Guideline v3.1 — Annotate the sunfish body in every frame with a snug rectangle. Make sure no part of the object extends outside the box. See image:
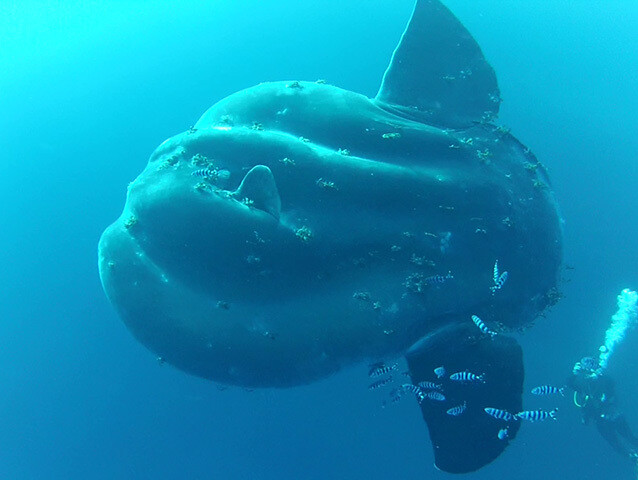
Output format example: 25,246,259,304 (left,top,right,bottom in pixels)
98,0,562,473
